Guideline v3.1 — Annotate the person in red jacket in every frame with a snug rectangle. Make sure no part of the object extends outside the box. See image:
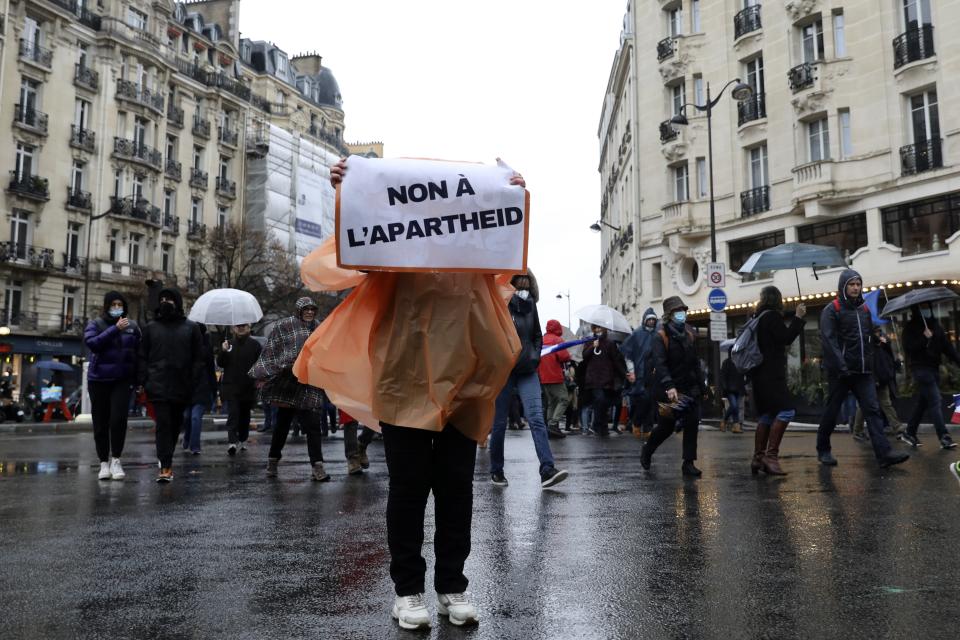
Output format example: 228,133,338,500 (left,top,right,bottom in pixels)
538,319,571,438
